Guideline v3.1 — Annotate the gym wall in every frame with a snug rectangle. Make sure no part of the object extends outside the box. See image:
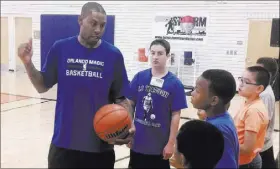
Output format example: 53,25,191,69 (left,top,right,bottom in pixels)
1,1,279,87
1,17,9,67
